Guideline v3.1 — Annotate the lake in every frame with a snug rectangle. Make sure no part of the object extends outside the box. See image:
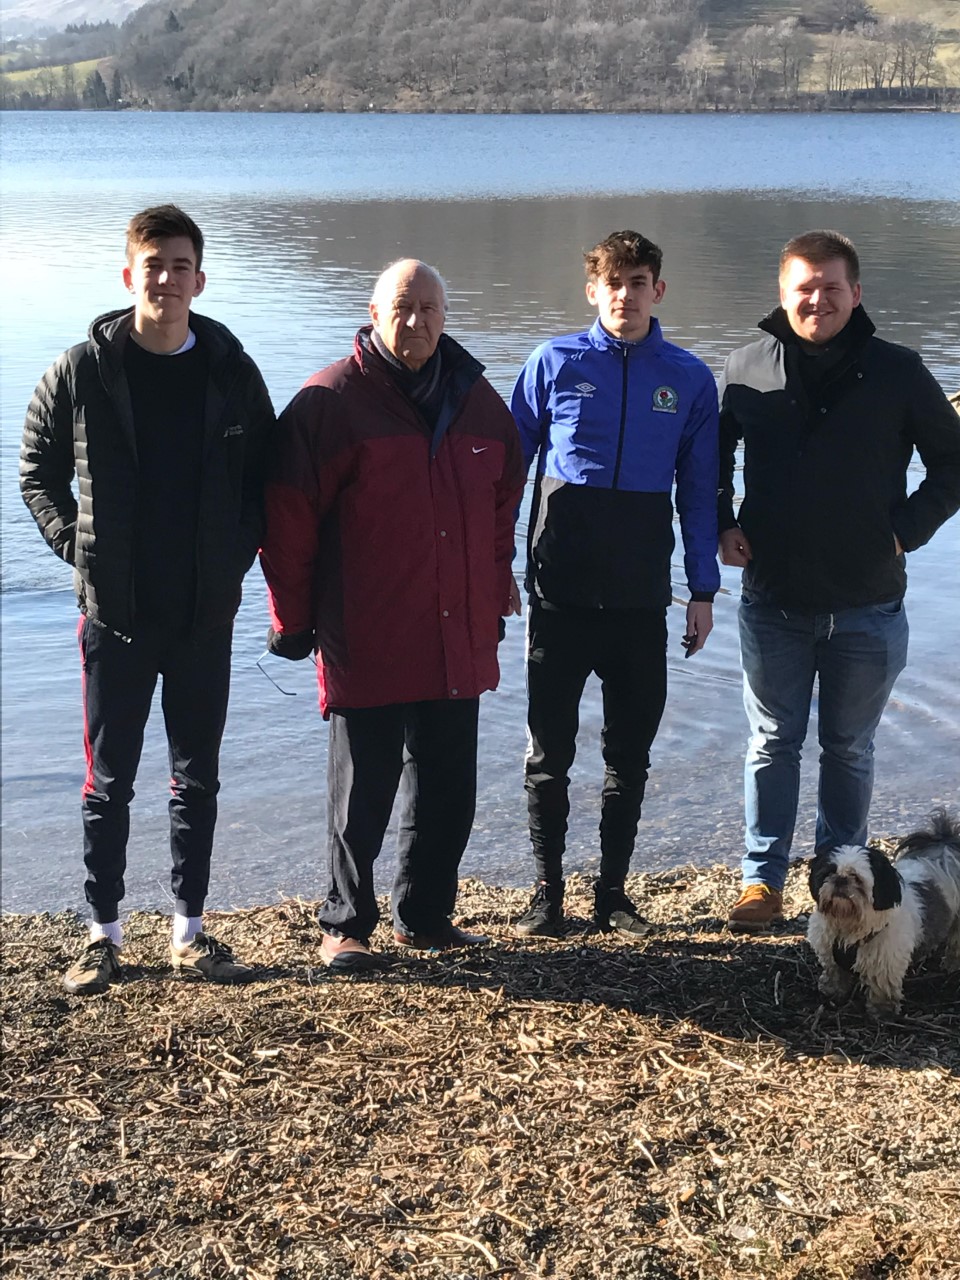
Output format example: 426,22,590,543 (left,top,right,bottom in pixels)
2,111,958,914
